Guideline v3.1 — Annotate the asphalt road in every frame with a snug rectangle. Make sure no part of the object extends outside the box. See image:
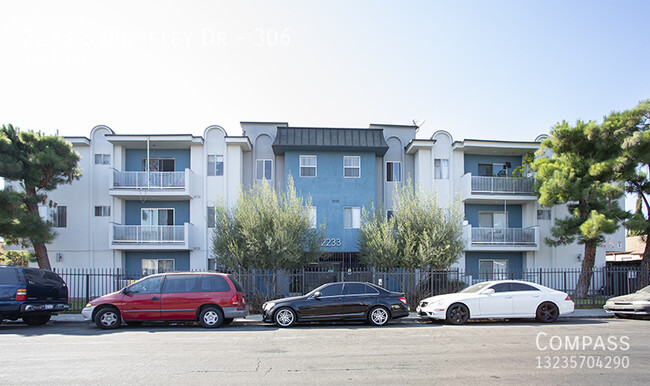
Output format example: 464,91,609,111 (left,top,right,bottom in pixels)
1,318,648,385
